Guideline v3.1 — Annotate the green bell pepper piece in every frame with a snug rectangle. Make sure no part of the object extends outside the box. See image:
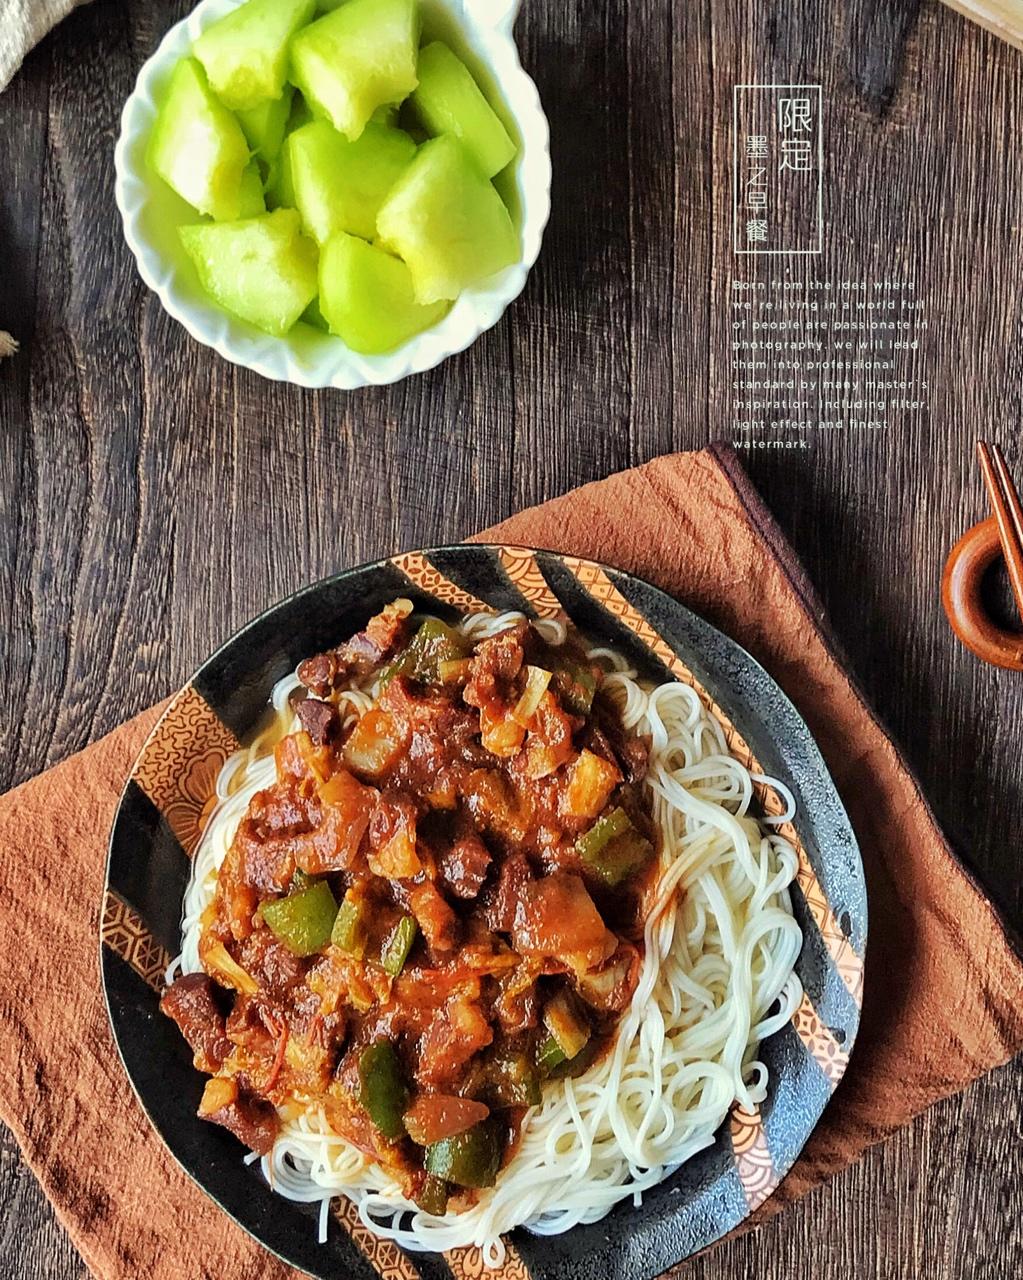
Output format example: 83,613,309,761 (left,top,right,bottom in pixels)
358,1039,409,1140
536,1008,601,1079
424,1119,502,1188
380,618,468,688
415,1173,449,1215
554,660,596,715
576,807,653,886
381,914,418,976
488,1048,542,1108
536,1033,567,1073
261,881,338,957
331,891,369,957
543,990,590,1059
576,807,631,860
546,1036,600,1080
